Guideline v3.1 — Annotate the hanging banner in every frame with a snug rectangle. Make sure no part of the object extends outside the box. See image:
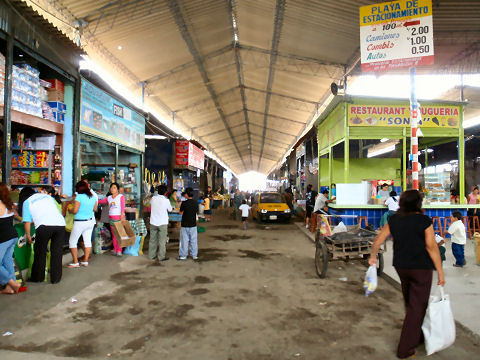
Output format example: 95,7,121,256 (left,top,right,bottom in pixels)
360,0,434,72
175,140,204,170
348,104,460,128
80,79,145,152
